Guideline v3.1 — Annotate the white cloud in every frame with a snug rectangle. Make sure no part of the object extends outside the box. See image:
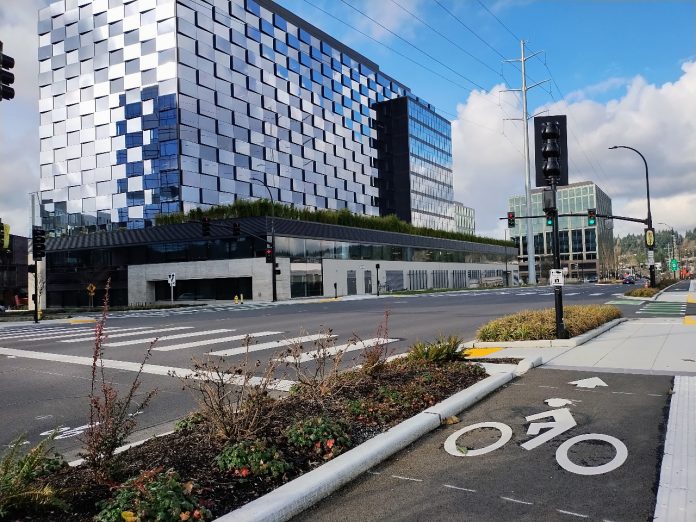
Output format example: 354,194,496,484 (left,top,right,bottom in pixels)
452,61,696,239
565,77,630,103
0,1,46,237
351,0,425,41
